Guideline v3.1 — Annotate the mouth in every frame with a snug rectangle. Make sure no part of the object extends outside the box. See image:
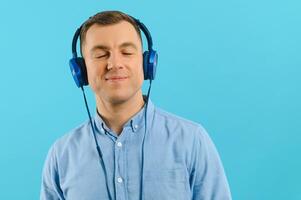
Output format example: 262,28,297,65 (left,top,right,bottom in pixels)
105,76,128,82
